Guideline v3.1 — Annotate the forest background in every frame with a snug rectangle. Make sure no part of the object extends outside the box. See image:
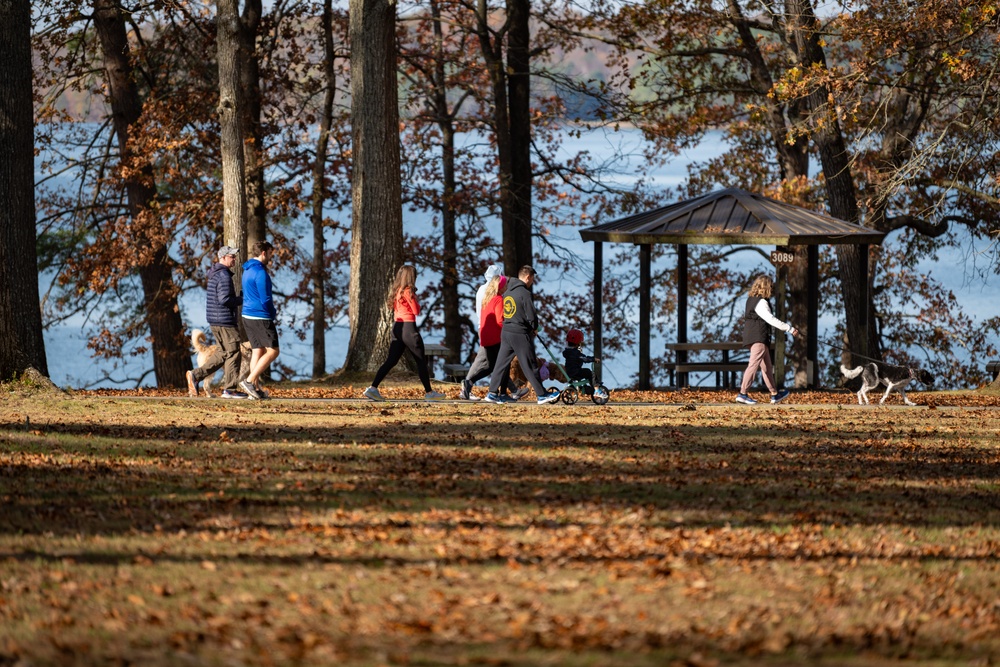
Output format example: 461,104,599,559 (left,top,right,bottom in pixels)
22,0,1000,390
